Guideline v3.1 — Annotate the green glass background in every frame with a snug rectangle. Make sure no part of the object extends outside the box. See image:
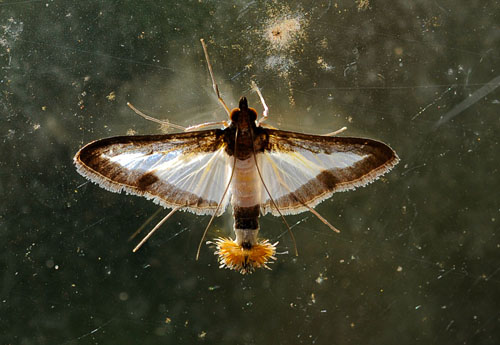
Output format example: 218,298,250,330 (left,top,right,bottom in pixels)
1,0,499,344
